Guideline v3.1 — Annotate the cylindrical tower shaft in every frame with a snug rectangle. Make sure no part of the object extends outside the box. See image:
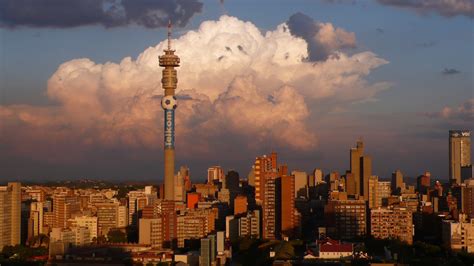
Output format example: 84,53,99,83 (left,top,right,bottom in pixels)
159,23,180,201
